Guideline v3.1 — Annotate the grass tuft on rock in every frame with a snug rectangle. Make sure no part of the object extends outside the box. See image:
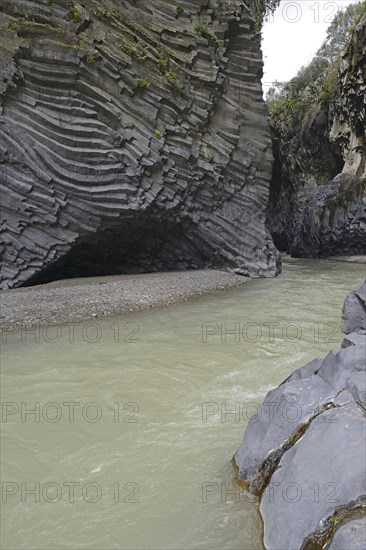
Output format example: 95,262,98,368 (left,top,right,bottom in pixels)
136,77,151,89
